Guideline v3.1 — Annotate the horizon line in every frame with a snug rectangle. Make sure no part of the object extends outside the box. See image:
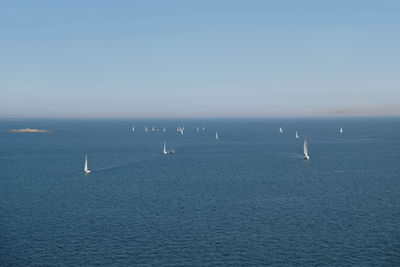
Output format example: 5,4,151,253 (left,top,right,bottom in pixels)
1,114,400,120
